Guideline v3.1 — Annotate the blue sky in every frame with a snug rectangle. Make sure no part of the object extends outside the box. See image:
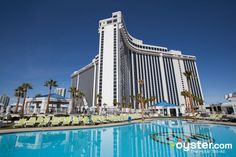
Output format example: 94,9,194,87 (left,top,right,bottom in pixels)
0,0,235,104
